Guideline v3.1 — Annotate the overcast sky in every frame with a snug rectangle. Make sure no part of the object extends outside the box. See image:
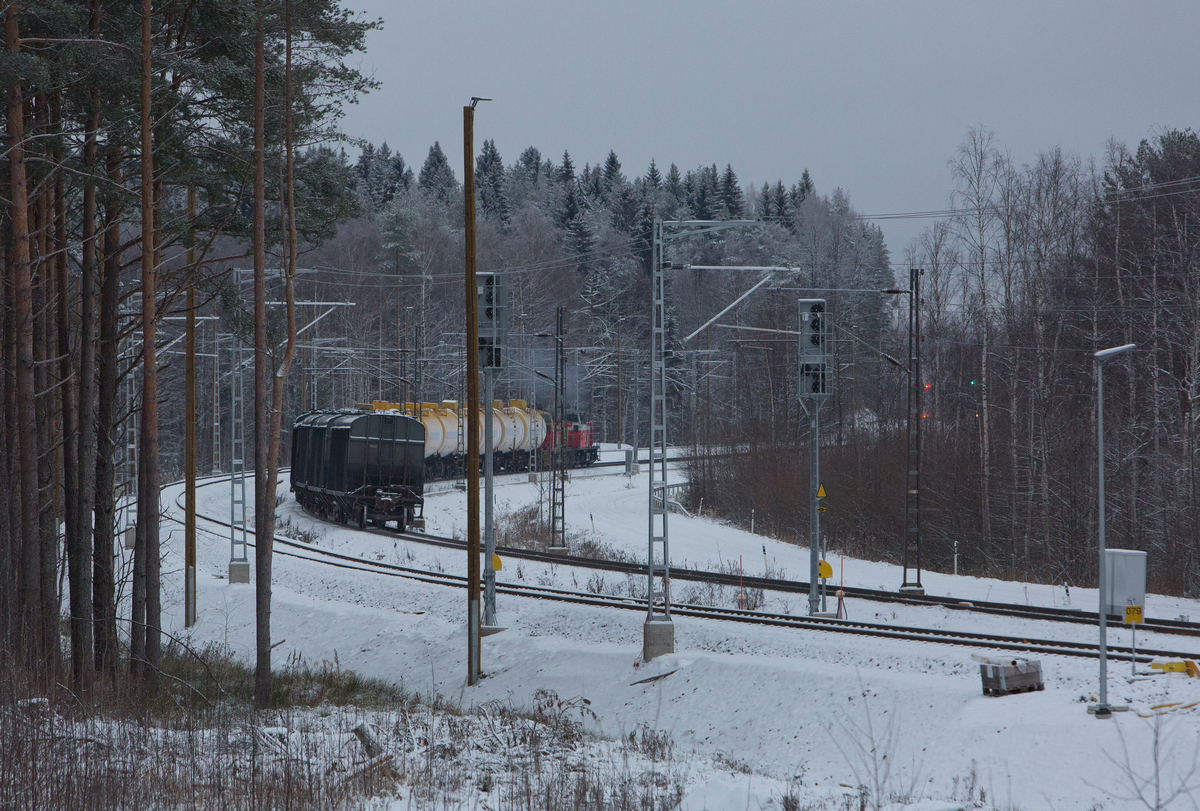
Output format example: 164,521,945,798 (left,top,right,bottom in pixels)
337,1,1199,258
